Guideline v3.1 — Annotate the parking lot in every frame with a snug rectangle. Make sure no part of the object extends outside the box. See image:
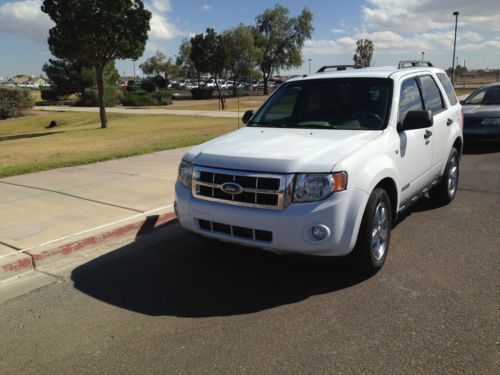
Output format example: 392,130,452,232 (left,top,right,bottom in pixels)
0,140,498,374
